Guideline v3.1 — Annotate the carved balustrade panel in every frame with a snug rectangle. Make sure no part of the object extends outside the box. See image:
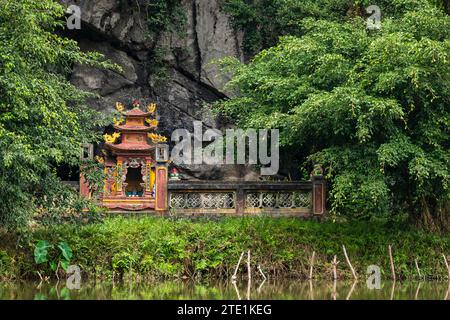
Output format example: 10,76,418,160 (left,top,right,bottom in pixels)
170,192,236,209
245,191,312,209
